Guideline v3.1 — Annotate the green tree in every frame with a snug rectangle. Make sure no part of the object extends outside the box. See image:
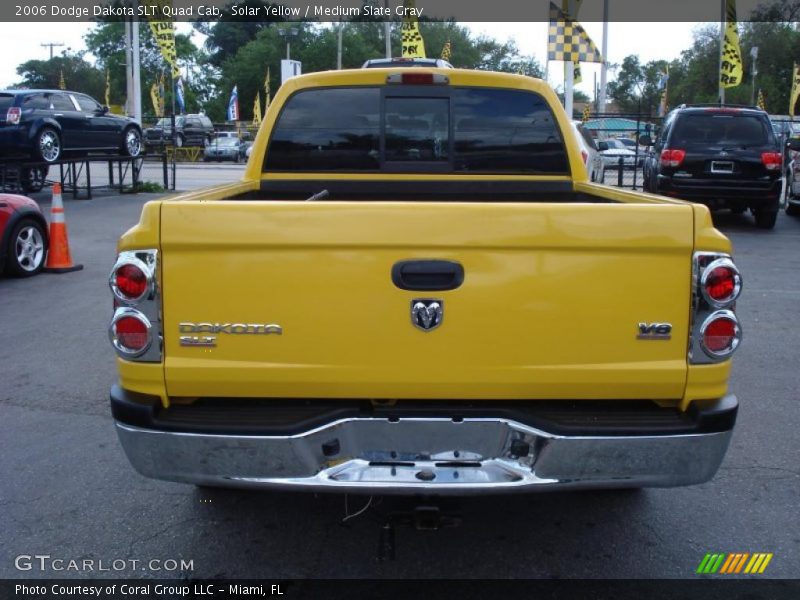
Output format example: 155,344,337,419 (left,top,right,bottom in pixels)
84,22,201,115
606,55,668,115
15,52,104,99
